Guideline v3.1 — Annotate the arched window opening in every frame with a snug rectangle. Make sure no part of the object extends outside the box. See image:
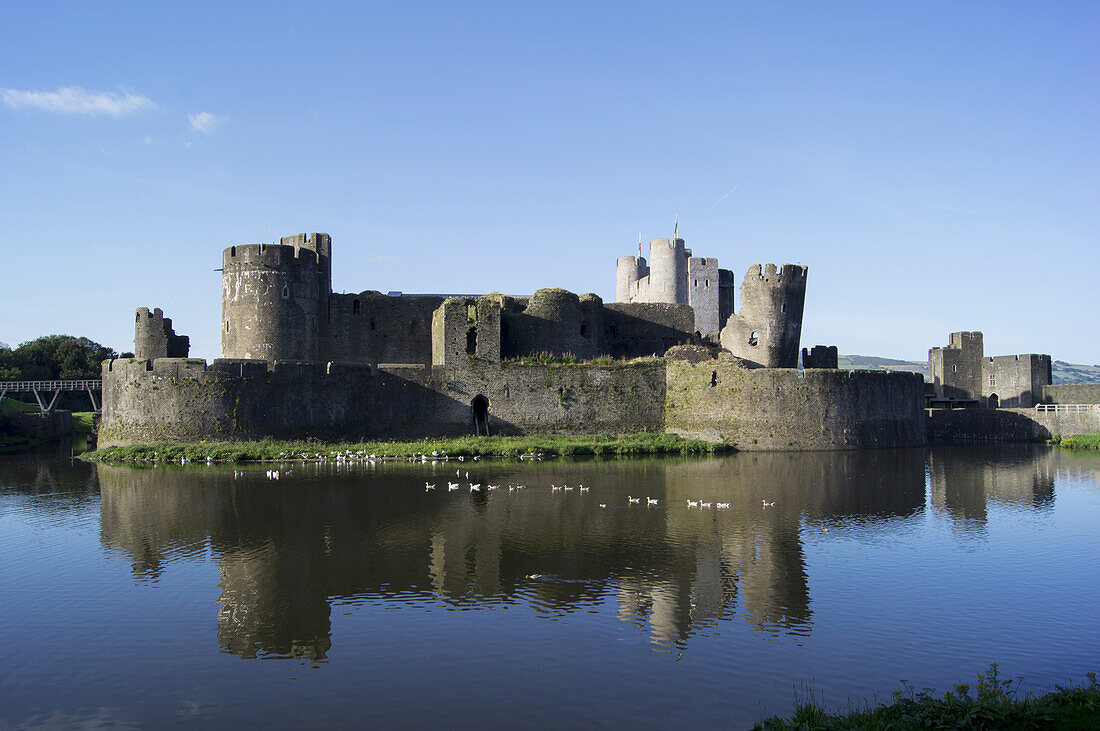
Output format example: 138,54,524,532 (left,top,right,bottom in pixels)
580,321,590,338
466,327,477,355
409,318,420,336
988,393,999,409
352,299,361,316
281,283,290,299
